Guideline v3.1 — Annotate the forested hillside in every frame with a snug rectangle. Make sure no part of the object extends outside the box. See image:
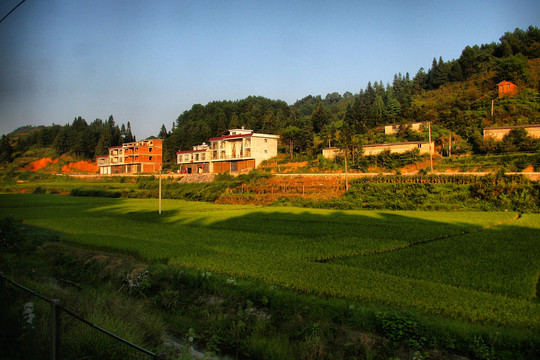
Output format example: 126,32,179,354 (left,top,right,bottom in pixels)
160,26,539,162
1,26,539,165
0,116,135,164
